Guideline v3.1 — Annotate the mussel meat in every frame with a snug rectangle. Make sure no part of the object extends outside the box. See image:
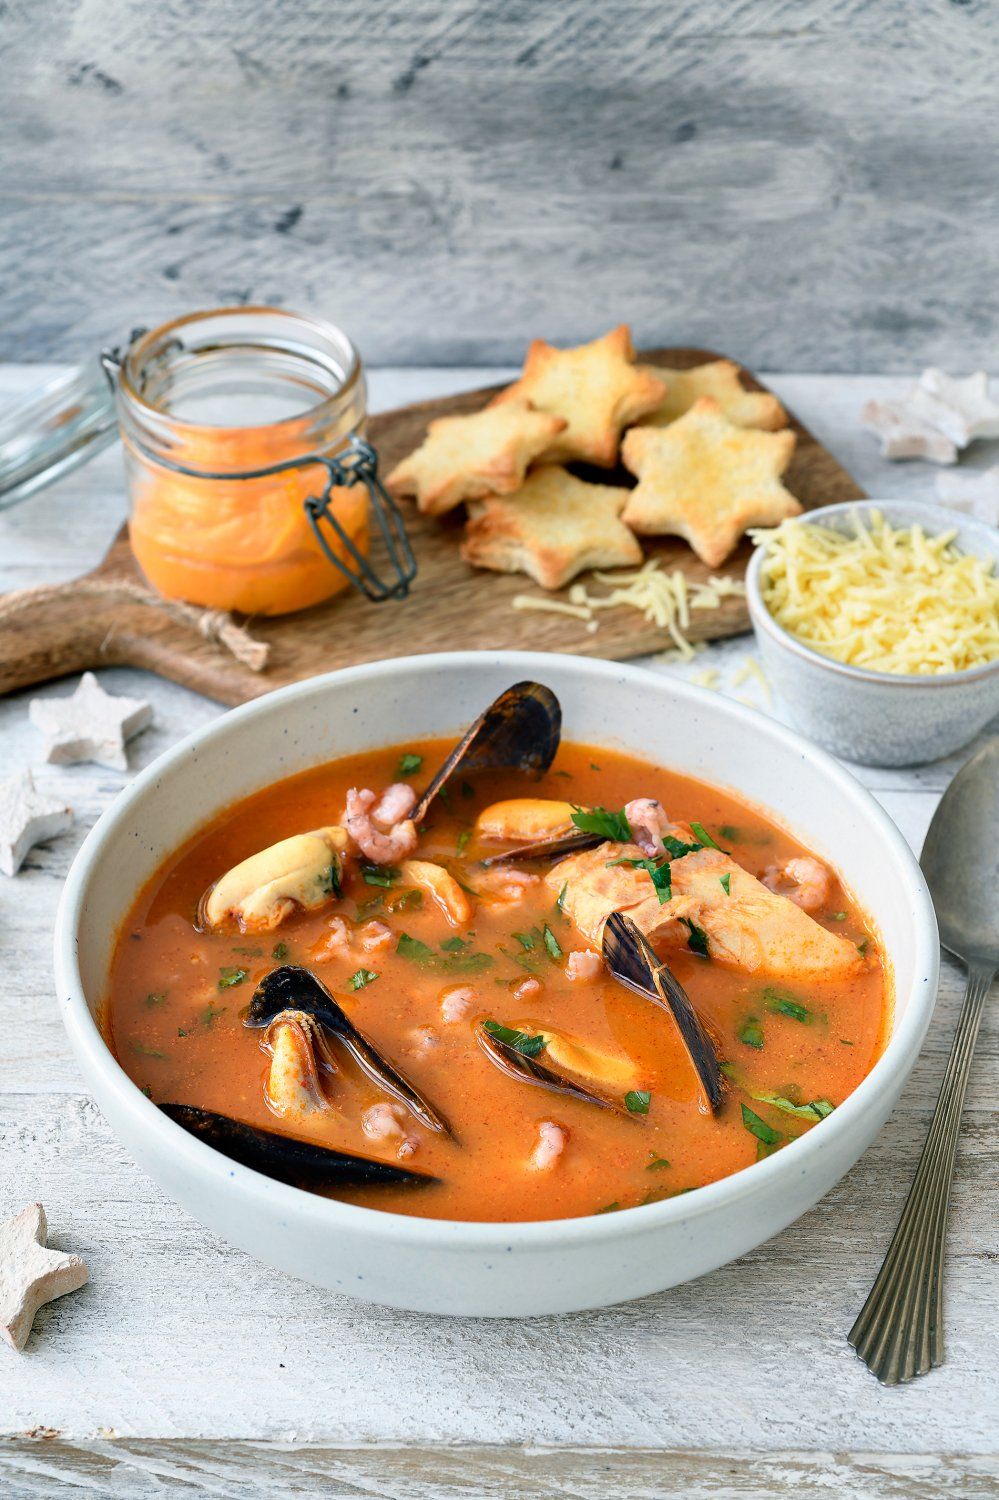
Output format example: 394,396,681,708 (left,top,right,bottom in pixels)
246,965,452,1135
602,911,725,1113
200,826,348,933
160,1104,437,1189
410,681,561,824
475,1023,639,1117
